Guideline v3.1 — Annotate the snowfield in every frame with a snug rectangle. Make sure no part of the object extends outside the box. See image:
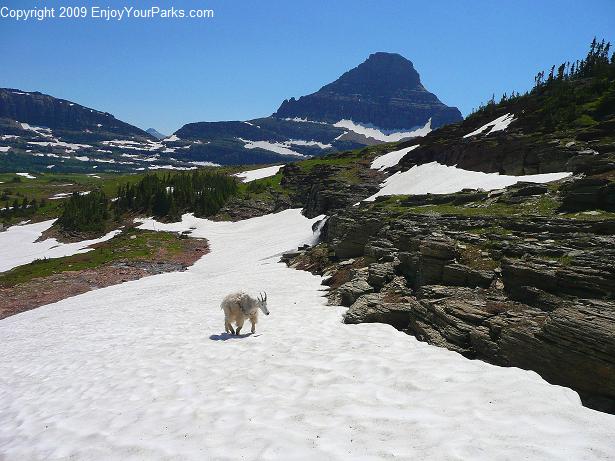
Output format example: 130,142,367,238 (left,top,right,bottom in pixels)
364,161,572,201
234,165,284,182
1,209,615,460
0,220,120,272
